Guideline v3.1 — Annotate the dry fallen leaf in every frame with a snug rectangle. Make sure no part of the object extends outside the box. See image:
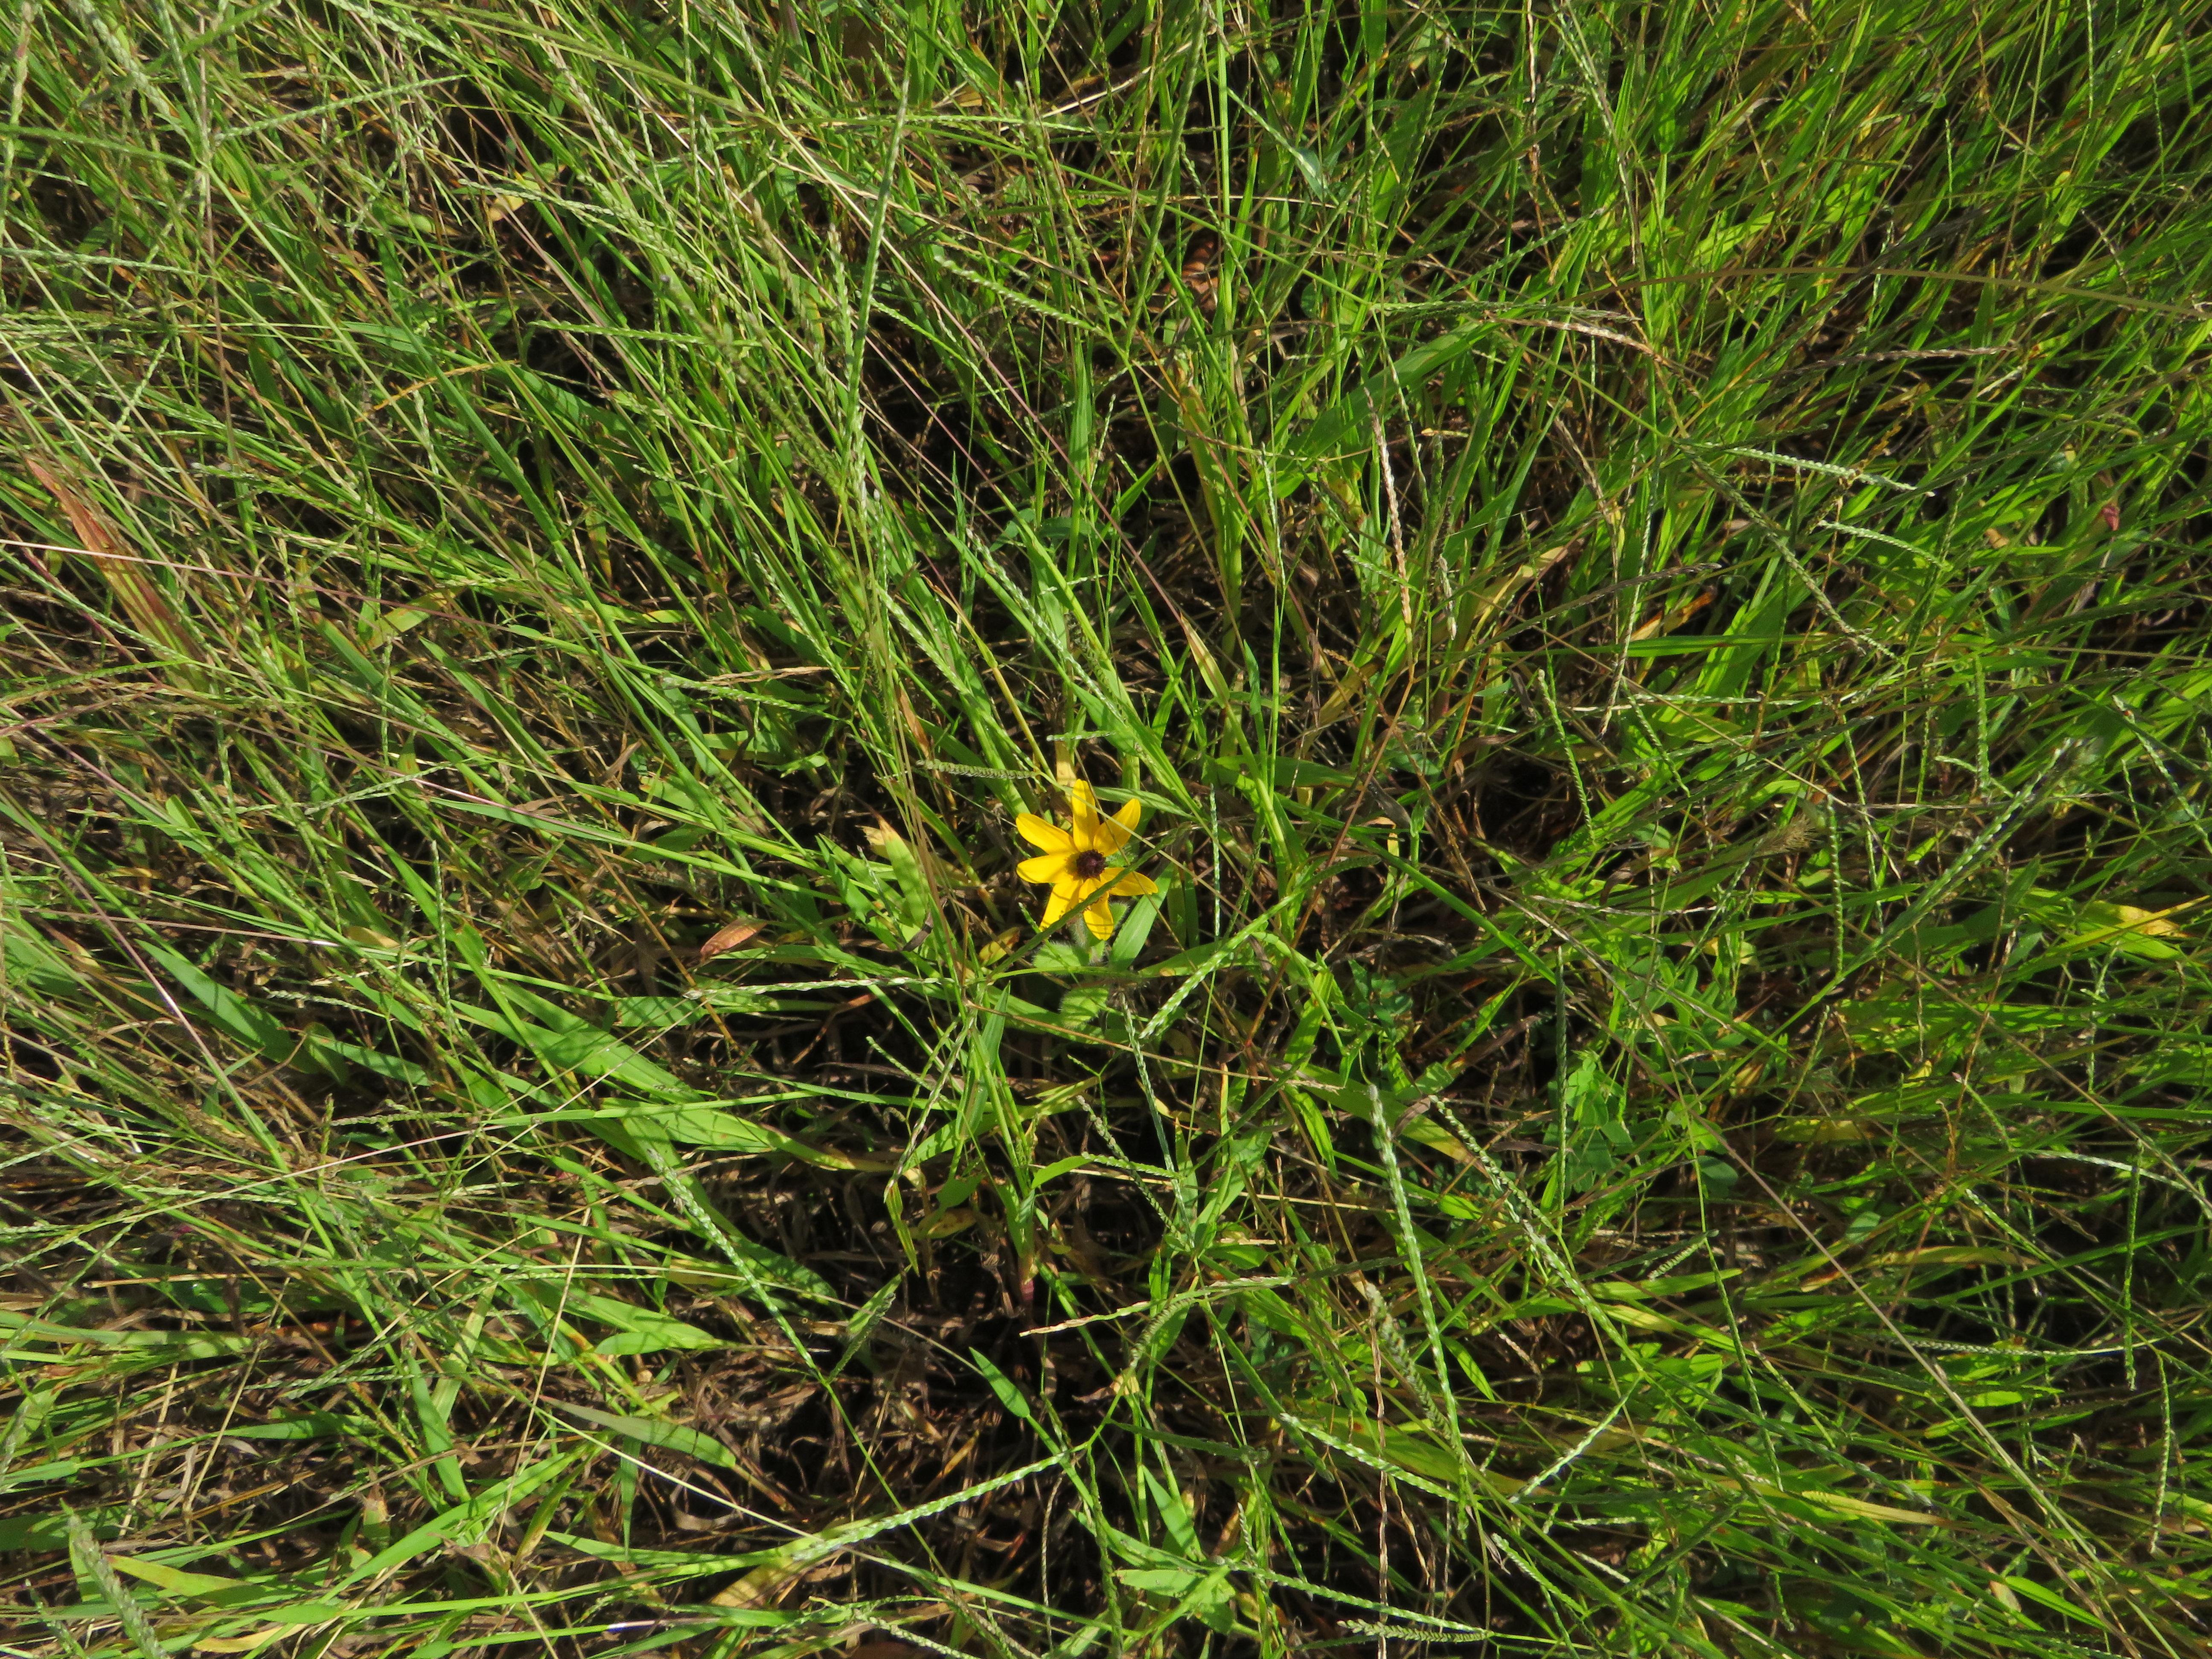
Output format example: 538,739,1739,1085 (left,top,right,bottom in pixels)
919,1206,979,1238
26,454,202,678
698,919,768,963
